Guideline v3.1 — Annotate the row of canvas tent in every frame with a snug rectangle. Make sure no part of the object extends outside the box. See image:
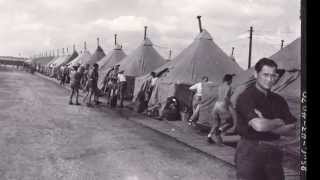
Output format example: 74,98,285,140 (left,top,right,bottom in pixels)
29,21,300,126
29,27,167,96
